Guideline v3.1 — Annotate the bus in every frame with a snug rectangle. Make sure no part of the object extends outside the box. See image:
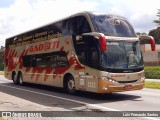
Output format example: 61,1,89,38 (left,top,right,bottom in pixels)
4,11,155,94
